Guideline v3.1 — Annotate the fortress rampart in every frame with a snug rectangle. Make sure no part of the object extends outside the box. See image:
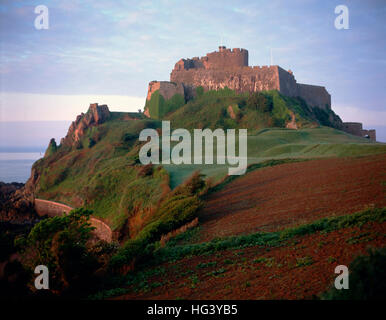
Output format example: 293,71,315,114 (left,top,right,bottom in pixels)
34,198,113,242
169,46,331,110
146,81,184,101
342,122,376,141
144,46,375,139
146,46,331,114
173,47,248,71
